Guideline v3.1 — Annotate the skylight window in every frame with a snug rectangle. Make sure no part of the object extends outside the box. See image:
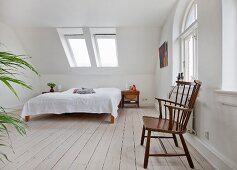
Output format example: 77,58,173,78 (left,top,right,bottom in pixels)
94,35,118,67
57,27,118,68
66,36,91,67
